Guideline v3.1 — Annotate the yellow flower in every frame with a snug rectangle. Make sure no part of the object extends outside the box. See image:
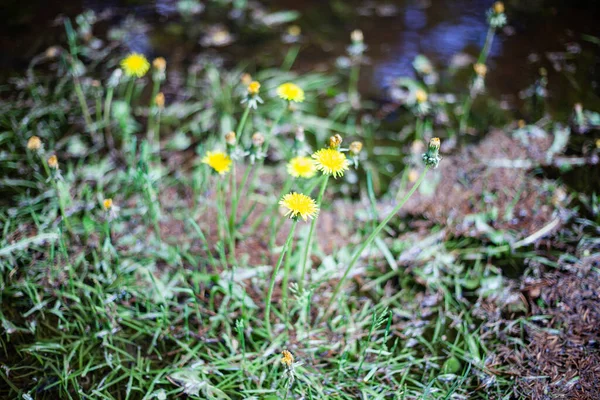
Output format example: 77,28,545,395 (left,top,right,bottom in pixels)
103,198,113,211
152,57,166,72
48,155,59,169
202,151,232,175
120,53,150,78
288,25,301,37
247,81,261,95
287,156,317,178
312,148,350,178
279,192,319,221
473,63,487,77
277,82,305,103
328,134,343,149
155,92,165,109
281,350,294,367
27,136,42,151
415,89,428,104
493,1,504,14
